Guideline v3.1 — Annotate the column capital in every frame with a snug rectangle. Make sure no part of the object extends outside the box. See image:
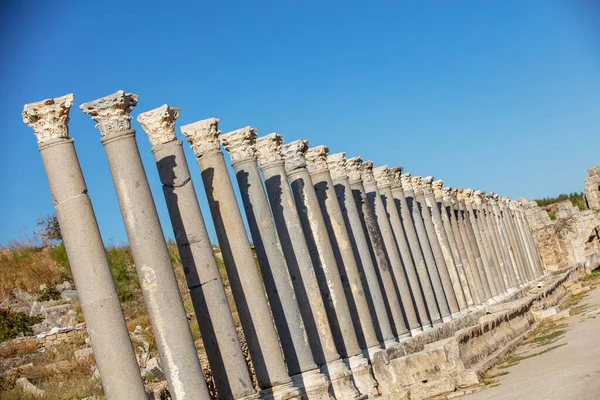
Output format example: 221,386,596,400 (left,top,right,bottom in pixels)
411,176,423,194
326,152,348,180
361,160,377,186
456,188,465,202
372,165,391,188
255,133,284,167
345,156,364,183
442,186,454,204
281,139,309,174
80,90,138,136
433,180,444,198
180,118,221,157
474,190,486,205
22,94,74,144
401,173,413,191
388,167,403,189
462,188,475,204
500,196,511,207
422,176,434,195
220,126,258,164
137,104,180,146
305,145,330,175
